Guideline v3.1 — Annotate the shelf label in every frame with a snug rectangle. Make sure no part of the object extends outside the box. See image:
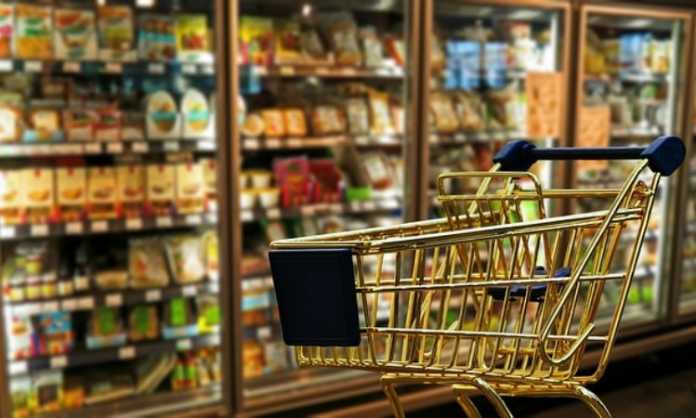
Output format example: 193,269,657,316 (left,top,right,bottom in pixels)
145,289,162,302
363,201,376,211
206,212,218,224
0,225,15,238
241,210,253,222
30,224,49,237
176,338,193,351
90,220,108,232
163,141,179,152
106,293,123,307
454,133,466,141
182,285,198,297
104,62,123,73
315,67,329,75
63,61,80,73
42,301,59,313
106,142,123,153
62,298,78,311
9,361,27,375
50,356,68,369
78,297,95,309
65,222,83,235
279,66,295,75
329,203,343,214
119,346,136,360
74,276,89,291
148,63,165,74
25,304,42,316
286,138,302,148
132,142,148,153
156,216,173,227
207,334,221,346
25,61,42,72
257,326,272,339
125,218,143,230
265,138,281,148
266,208,280,219
245,139,259,150
182,64,197,74
84,143,101,154
185,214,202,225
0,59,13,72
300,206,315,216
197,141,215,151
